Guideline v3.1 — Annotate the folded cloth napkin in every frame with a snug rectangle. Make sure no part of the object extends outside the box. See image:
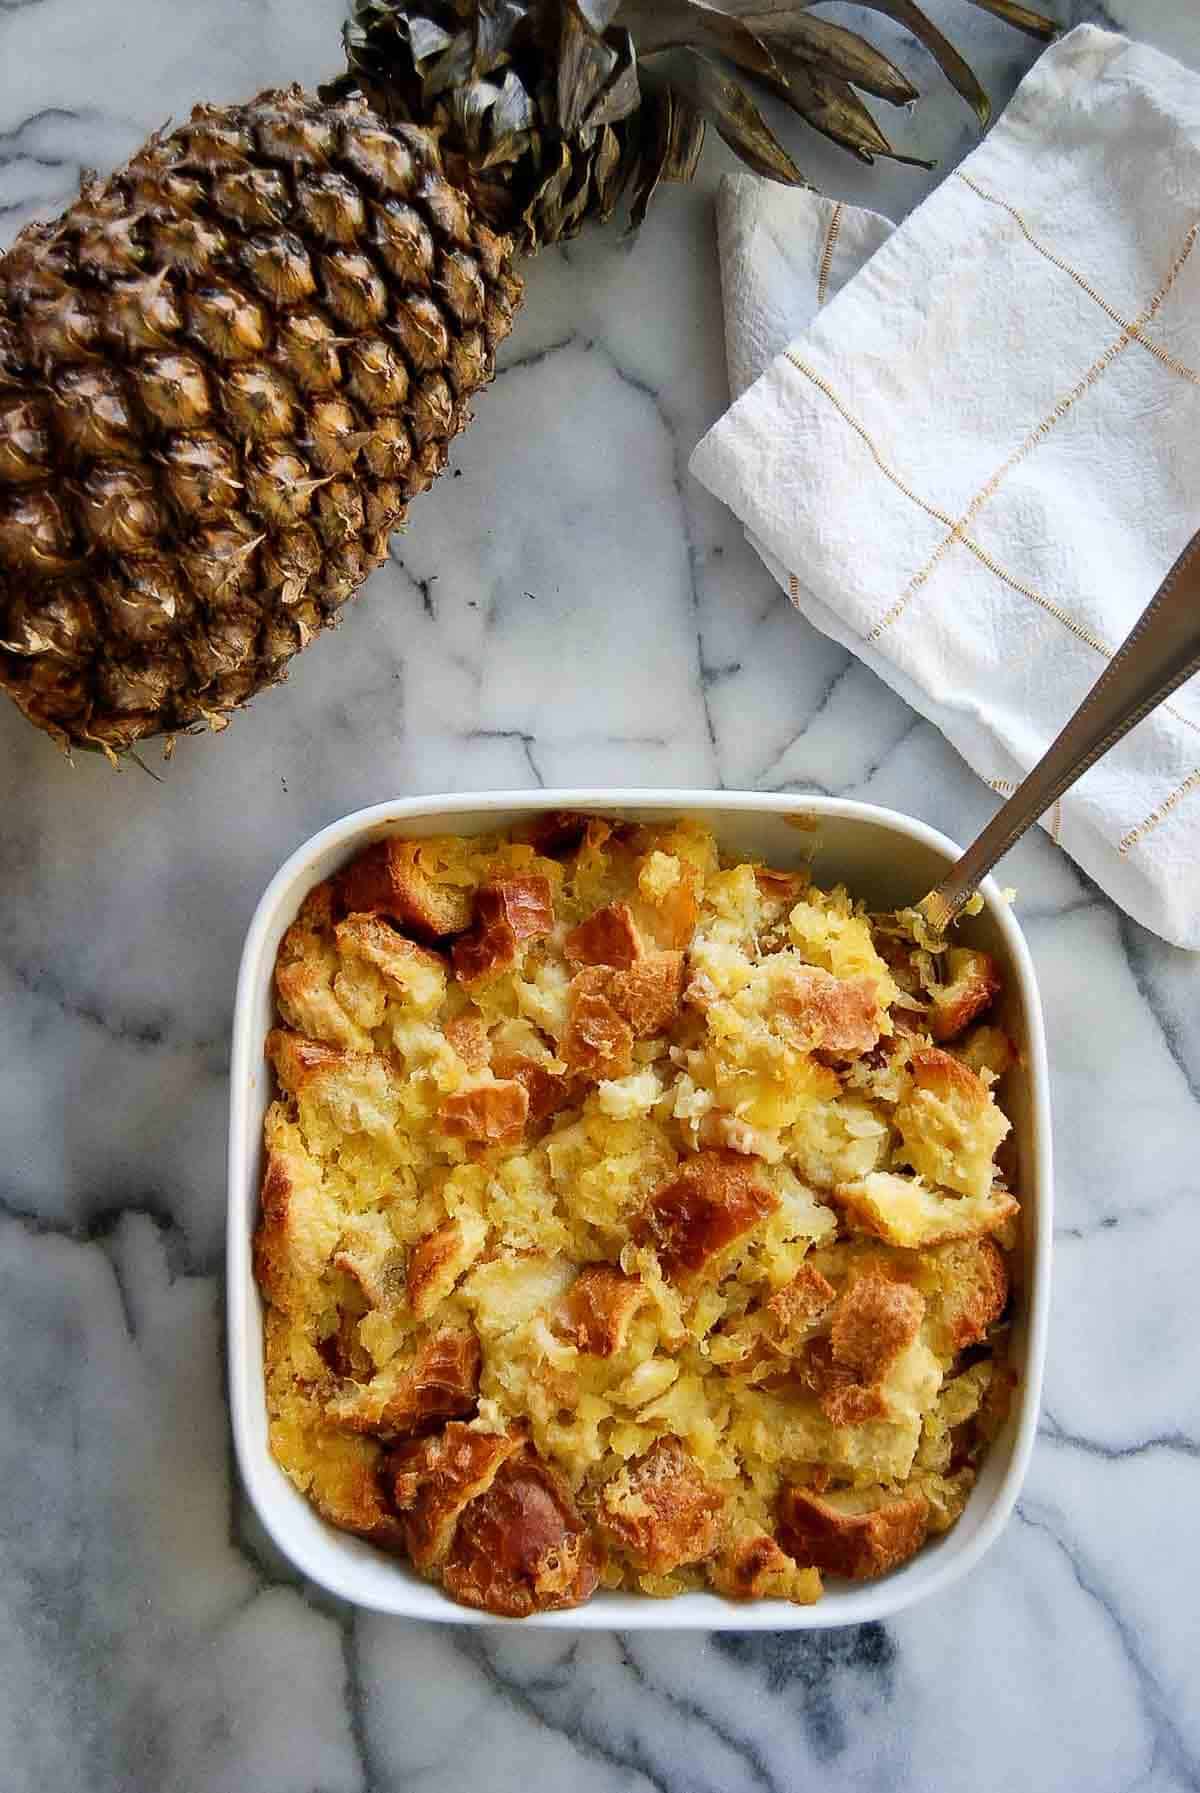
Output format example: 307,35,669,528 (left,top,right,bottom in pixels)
692,25,1200,951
